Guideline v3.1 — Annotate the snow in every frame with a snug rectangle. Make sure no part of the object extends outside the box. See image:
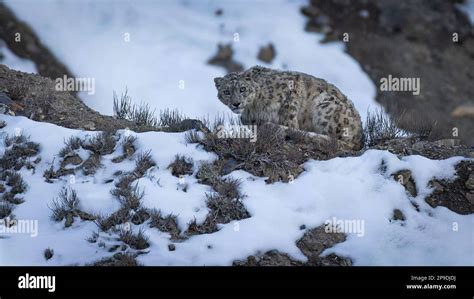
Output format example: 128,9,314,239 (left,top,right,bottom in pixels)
4,0,377,121
1,115,473,266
